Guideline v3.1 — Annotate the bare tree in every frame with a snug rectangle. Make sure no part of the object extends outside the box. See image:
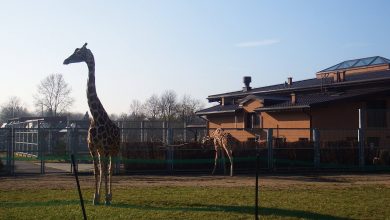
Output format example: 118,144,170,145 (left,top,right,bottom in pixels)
129,99,145,120
0,96,31,123
177,94,205,124
34,73,73,116
159,90,178,126
144,94,160,120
